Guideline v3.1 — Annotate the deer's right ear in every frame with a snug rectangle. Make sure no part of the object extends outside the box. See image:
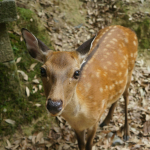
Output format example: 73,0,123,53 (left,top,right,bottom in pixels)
21,28,50,63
